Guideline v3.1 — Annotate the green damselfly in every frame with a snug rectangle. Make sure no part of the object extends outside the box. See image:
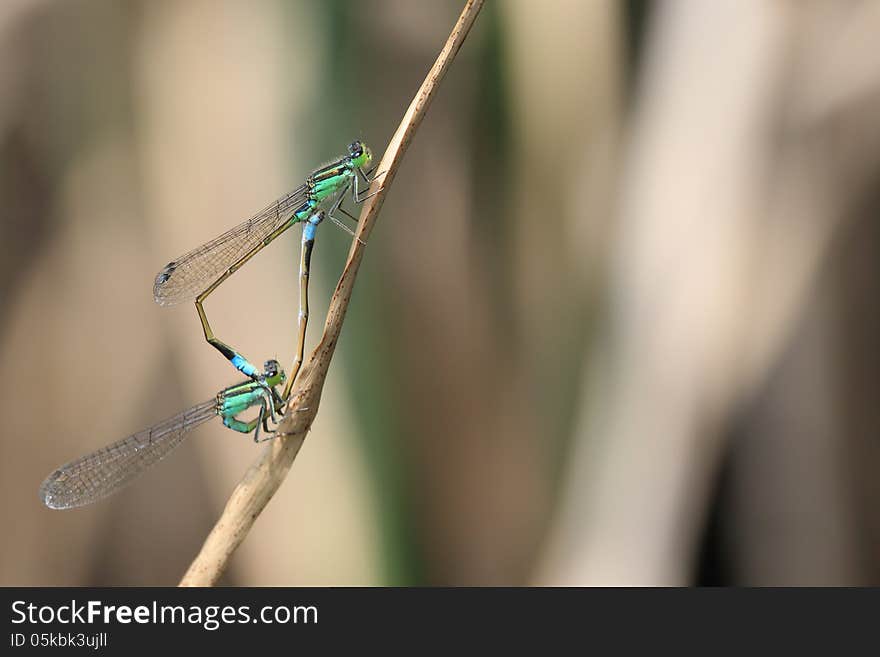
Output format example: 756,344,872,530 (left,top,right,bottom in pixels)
40,206,327,509
40,360,287,509
153,141,381,399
